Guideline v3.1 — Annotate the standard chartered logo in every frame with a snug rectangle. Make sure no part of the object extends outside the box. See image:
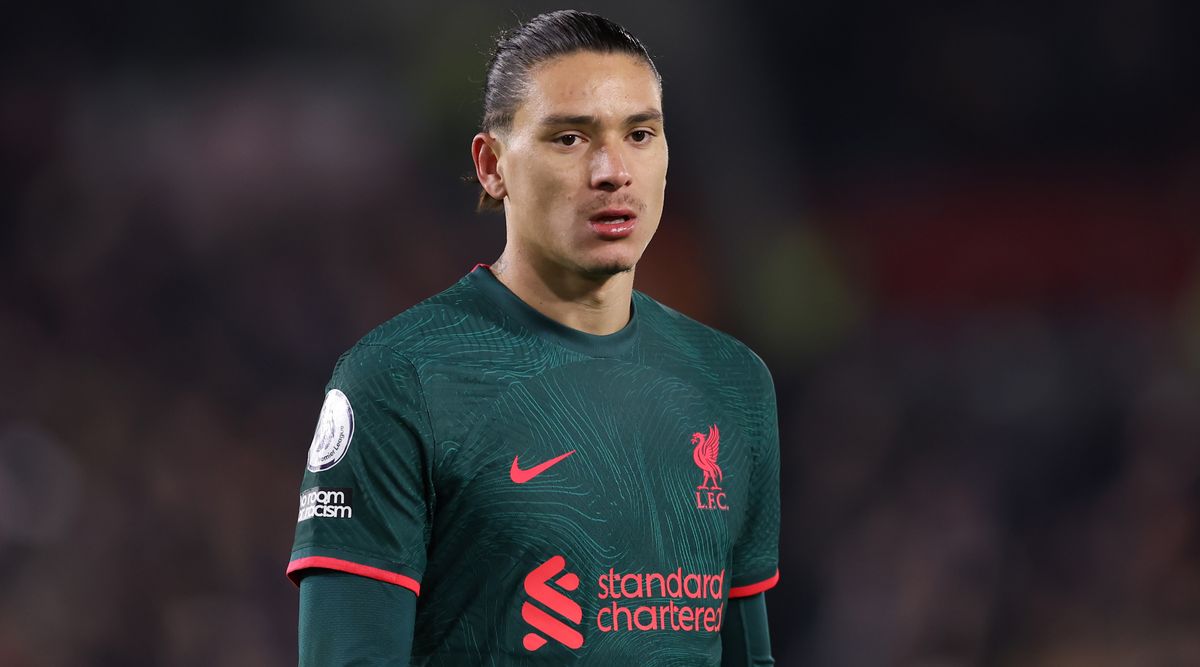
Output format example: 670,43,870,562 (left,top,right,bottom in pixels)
519,556,729,652
597,567,726,633
522,555,585,652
